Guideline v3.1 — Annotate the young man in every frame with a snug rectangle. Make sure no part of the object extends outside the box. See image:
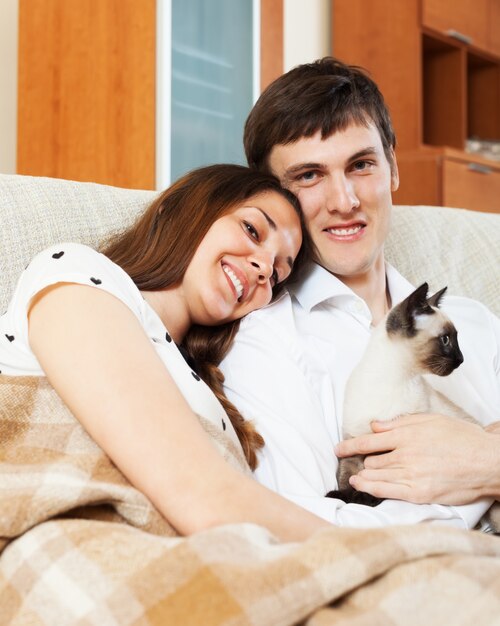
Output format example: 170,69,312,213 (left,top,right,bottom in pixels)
220,58,500,529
